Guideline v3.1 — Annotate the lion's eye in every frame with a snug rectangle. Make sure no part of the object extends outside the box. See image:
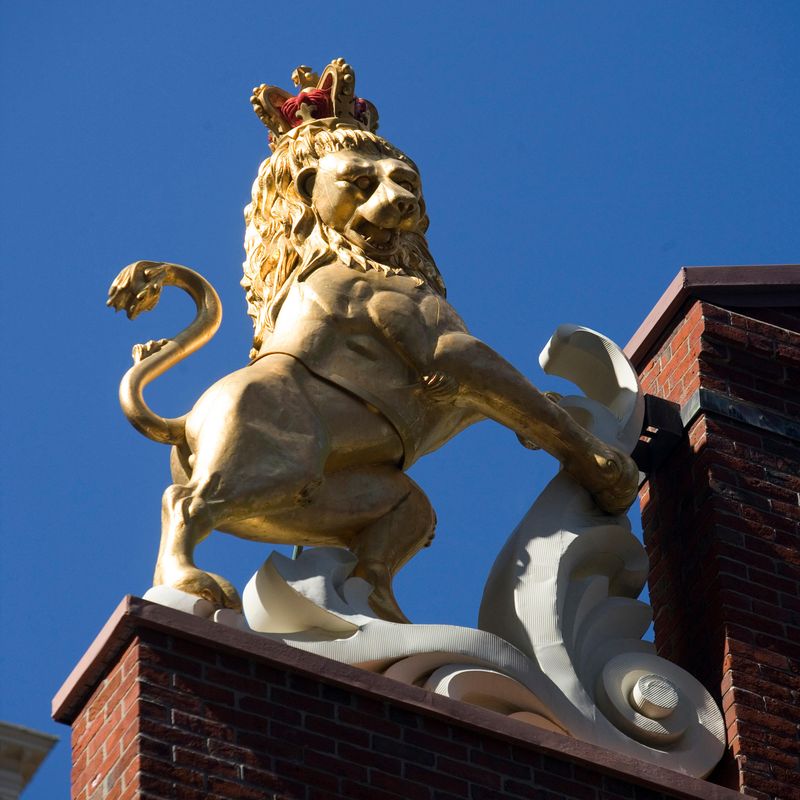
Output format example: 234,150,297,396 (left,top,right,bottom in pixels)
354,176,374,191
397,180,416,192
